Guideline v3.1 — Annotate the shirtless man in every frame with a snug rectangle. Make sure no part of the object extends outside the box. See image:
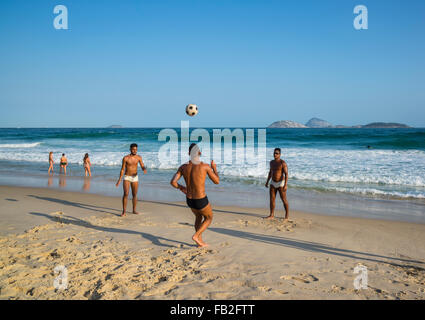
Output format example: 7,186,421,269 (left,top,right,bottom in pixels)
264,148,289,220
170,143,219,248
59,153,68,175
115,143,147,216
